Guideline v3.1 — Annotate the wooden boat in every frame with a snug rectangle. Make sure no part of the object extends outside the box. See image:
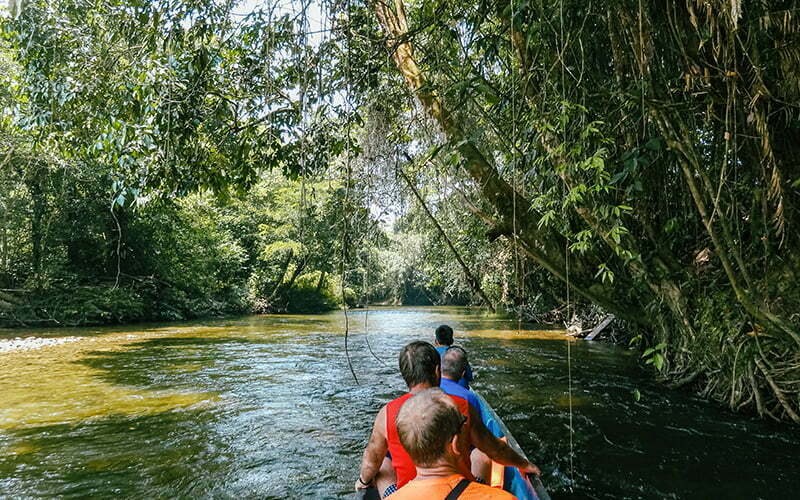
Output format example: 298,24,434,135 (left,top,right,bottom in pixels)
356,392,550,499
472,390,551,500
